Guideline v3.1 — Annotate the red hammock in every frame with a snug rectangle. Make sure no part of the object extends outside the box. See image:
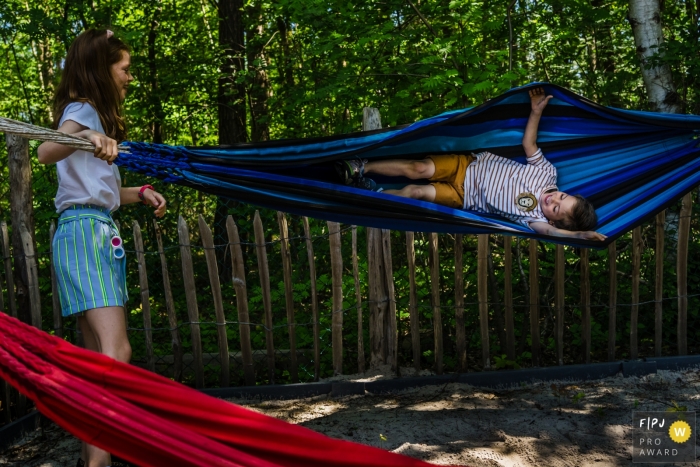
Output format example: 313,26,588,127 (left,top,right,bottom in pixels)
0,313,446,467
